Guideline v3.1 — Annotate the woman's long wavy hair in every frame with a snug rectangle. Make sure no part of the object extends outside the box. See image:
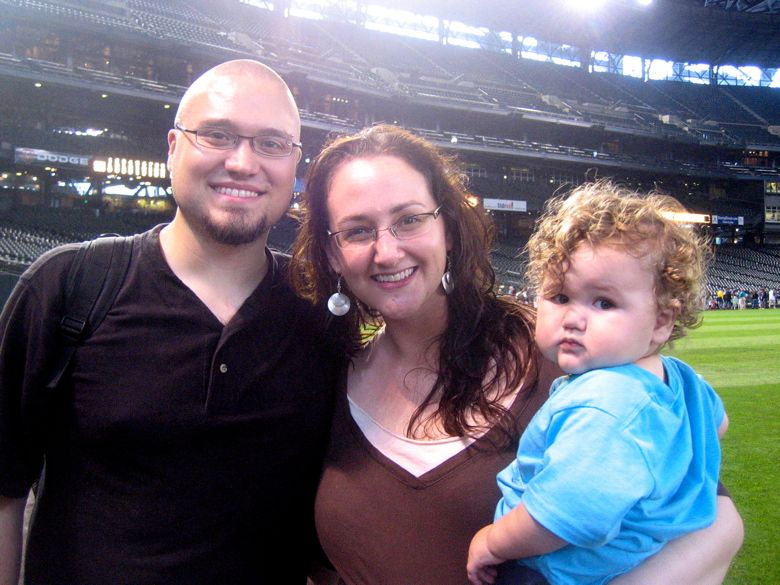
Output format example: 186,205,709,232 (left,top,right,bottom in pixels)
290,124,537,438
